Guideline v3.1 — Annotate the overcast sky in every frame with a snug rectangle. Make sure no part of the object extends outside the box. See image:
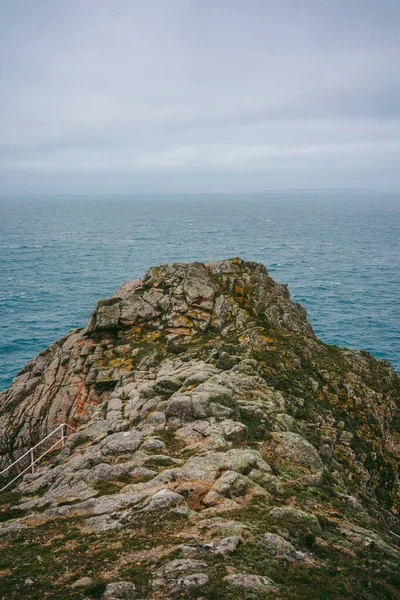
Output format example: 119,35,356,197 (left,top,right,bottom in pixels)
1,0,400,193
